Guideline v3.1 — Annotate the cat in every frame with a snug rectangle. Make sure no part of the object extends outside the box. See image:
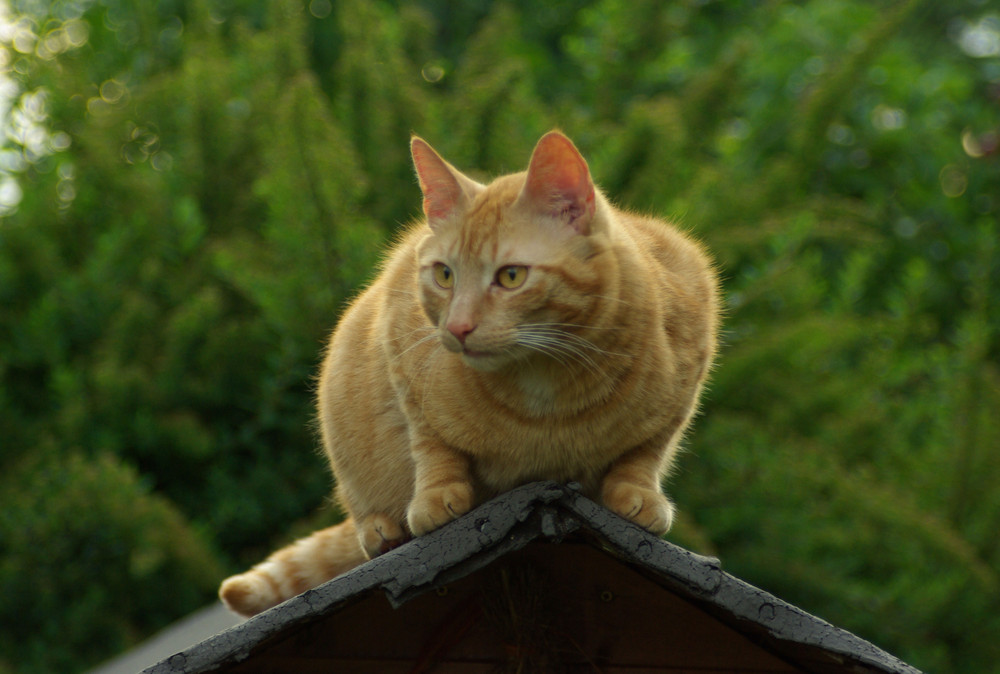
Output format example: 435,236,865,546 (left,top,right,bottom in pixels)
219,130,720,617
